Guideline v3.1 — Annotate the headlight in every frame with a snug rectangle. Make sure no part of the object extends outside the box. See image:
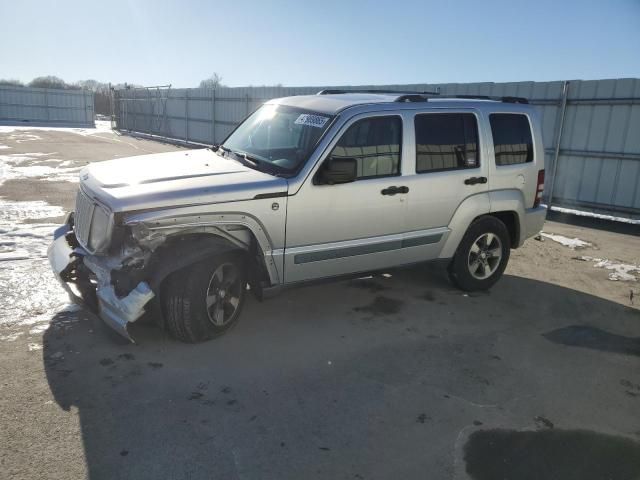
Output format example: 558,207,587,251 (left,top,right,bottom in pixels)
88,205,112,252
